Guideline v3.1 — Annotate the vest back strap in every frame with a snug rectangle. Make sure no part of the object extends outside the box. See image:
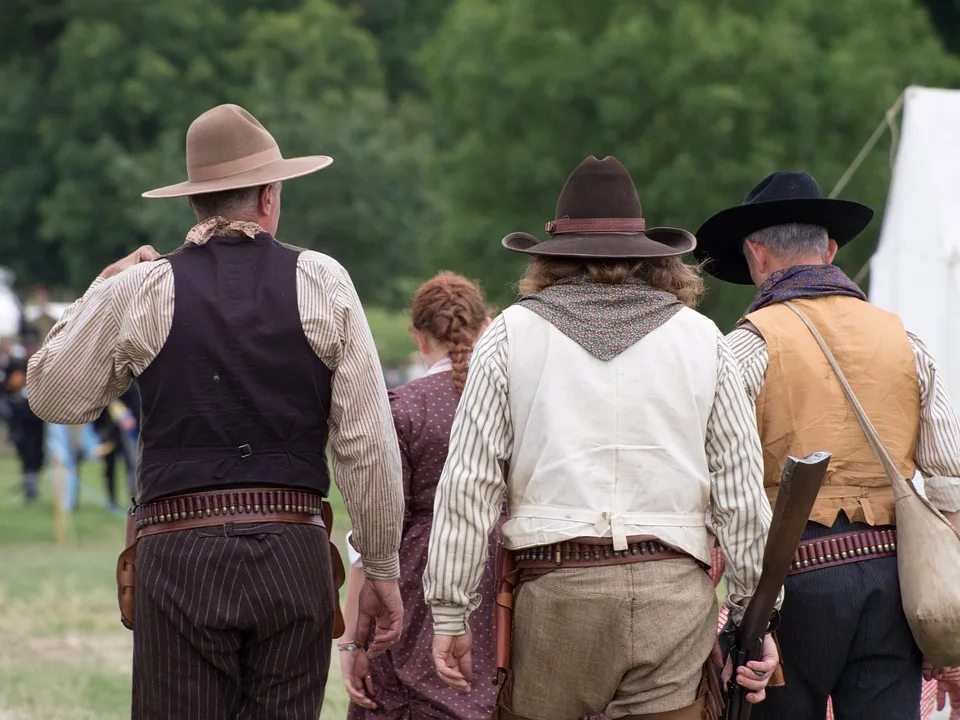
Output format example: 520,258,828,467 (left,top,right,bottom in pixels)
143,439,324,462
